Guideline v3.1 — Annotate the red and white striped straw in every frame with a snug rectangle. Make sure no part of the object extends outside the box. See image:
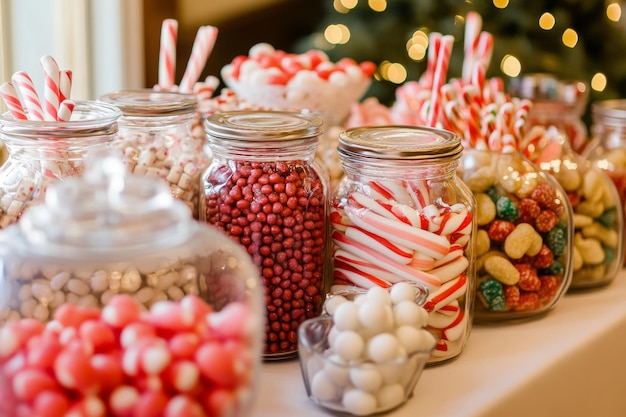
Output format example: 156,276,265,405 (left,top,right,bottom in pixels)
179,25,218,93
57,99,75,122
11,71,44,121
59,69,73,102
426,35,454,127
0,82,27,120
462,11,482,84
40,55,61,121
476,32,494,74
419,32,442,89
158,18,178,89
